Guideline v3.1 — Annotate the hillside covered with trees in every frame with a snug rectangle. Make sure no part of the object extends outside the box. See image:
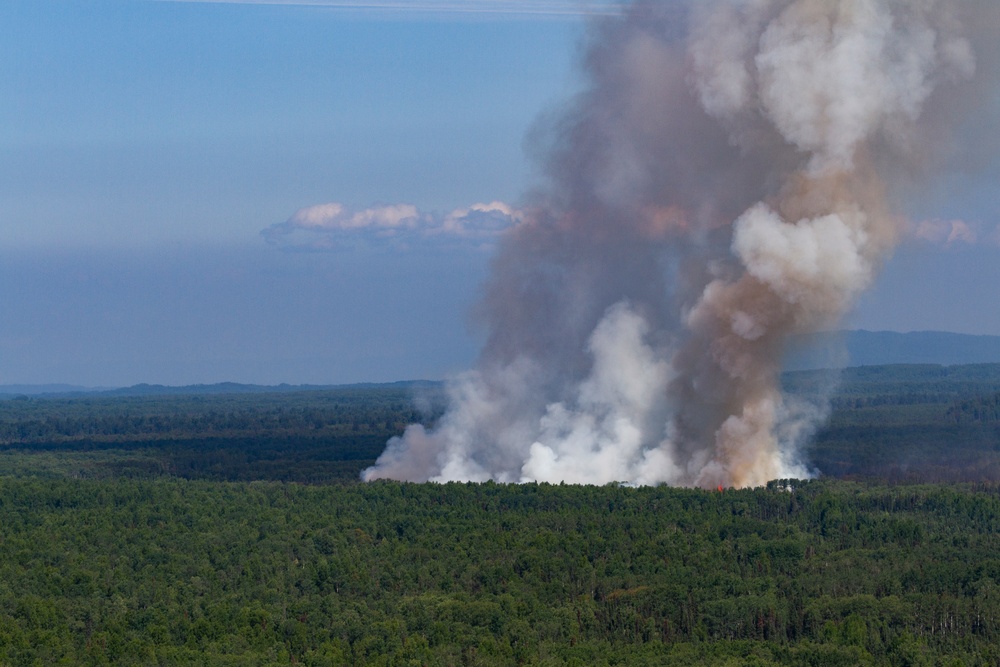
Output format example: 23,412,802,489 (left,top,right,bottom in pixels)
788,364,1000,481
2,477,1000,665
0,364,998,484
0,365,997,664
